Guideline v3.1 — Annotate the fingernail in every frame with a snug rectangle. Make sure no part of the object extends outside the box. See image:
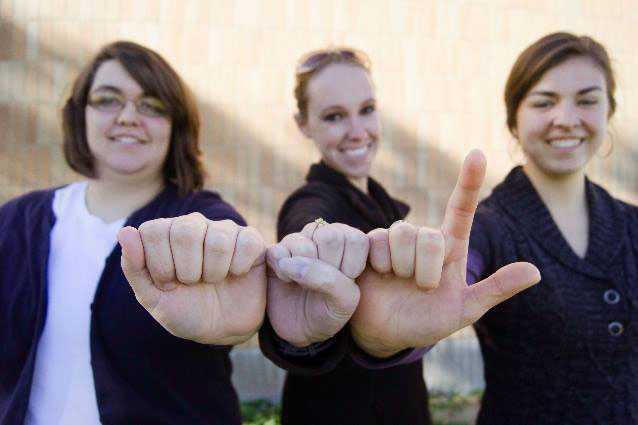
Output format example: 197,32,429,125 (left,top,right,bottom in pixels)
279,257,311,281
